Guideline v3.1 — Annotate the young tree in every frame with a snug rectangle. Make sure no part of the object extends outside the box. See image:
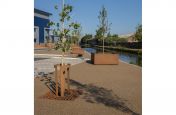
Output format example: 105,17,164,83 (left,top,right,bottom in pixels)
49,0,81,64
69,22,81,45
95,6,111,53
